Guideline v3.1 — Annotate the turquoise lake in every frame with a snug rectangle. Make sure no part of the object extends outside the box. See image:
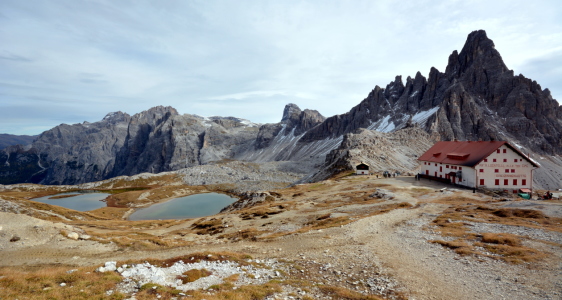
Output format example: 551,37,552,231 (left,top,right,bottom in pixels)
128,193,237,221
32,191,111,211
